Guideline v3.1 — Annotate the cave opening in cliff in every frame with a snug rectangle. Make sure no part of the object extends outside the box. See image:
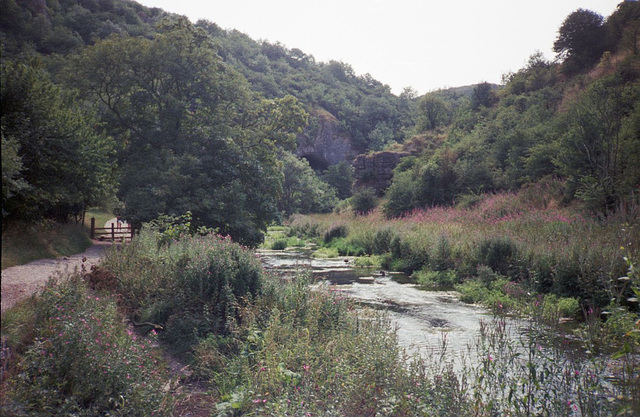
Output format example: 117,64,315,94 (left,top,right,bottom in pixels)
301,154,329,172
